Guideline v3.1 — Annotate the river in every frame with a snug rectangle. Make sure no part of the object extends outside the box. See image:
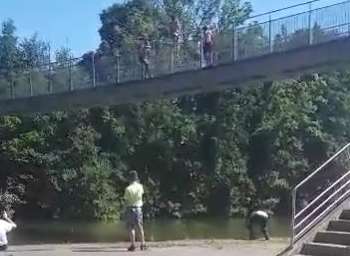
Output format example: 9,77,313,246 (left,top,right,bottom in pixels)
9,217,289,245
